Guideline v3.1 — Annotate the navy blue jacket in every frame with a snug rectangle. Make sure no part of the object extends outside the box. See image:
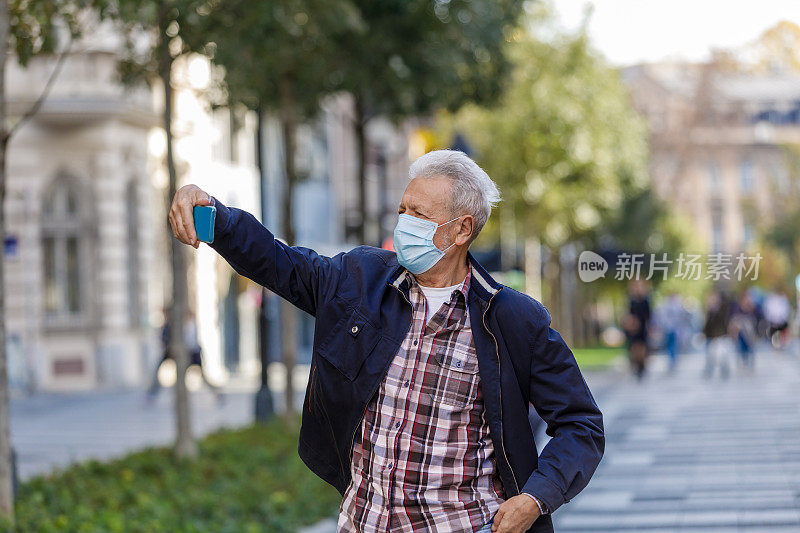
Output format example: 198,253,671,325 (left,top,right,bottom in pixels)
209,197,604,532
